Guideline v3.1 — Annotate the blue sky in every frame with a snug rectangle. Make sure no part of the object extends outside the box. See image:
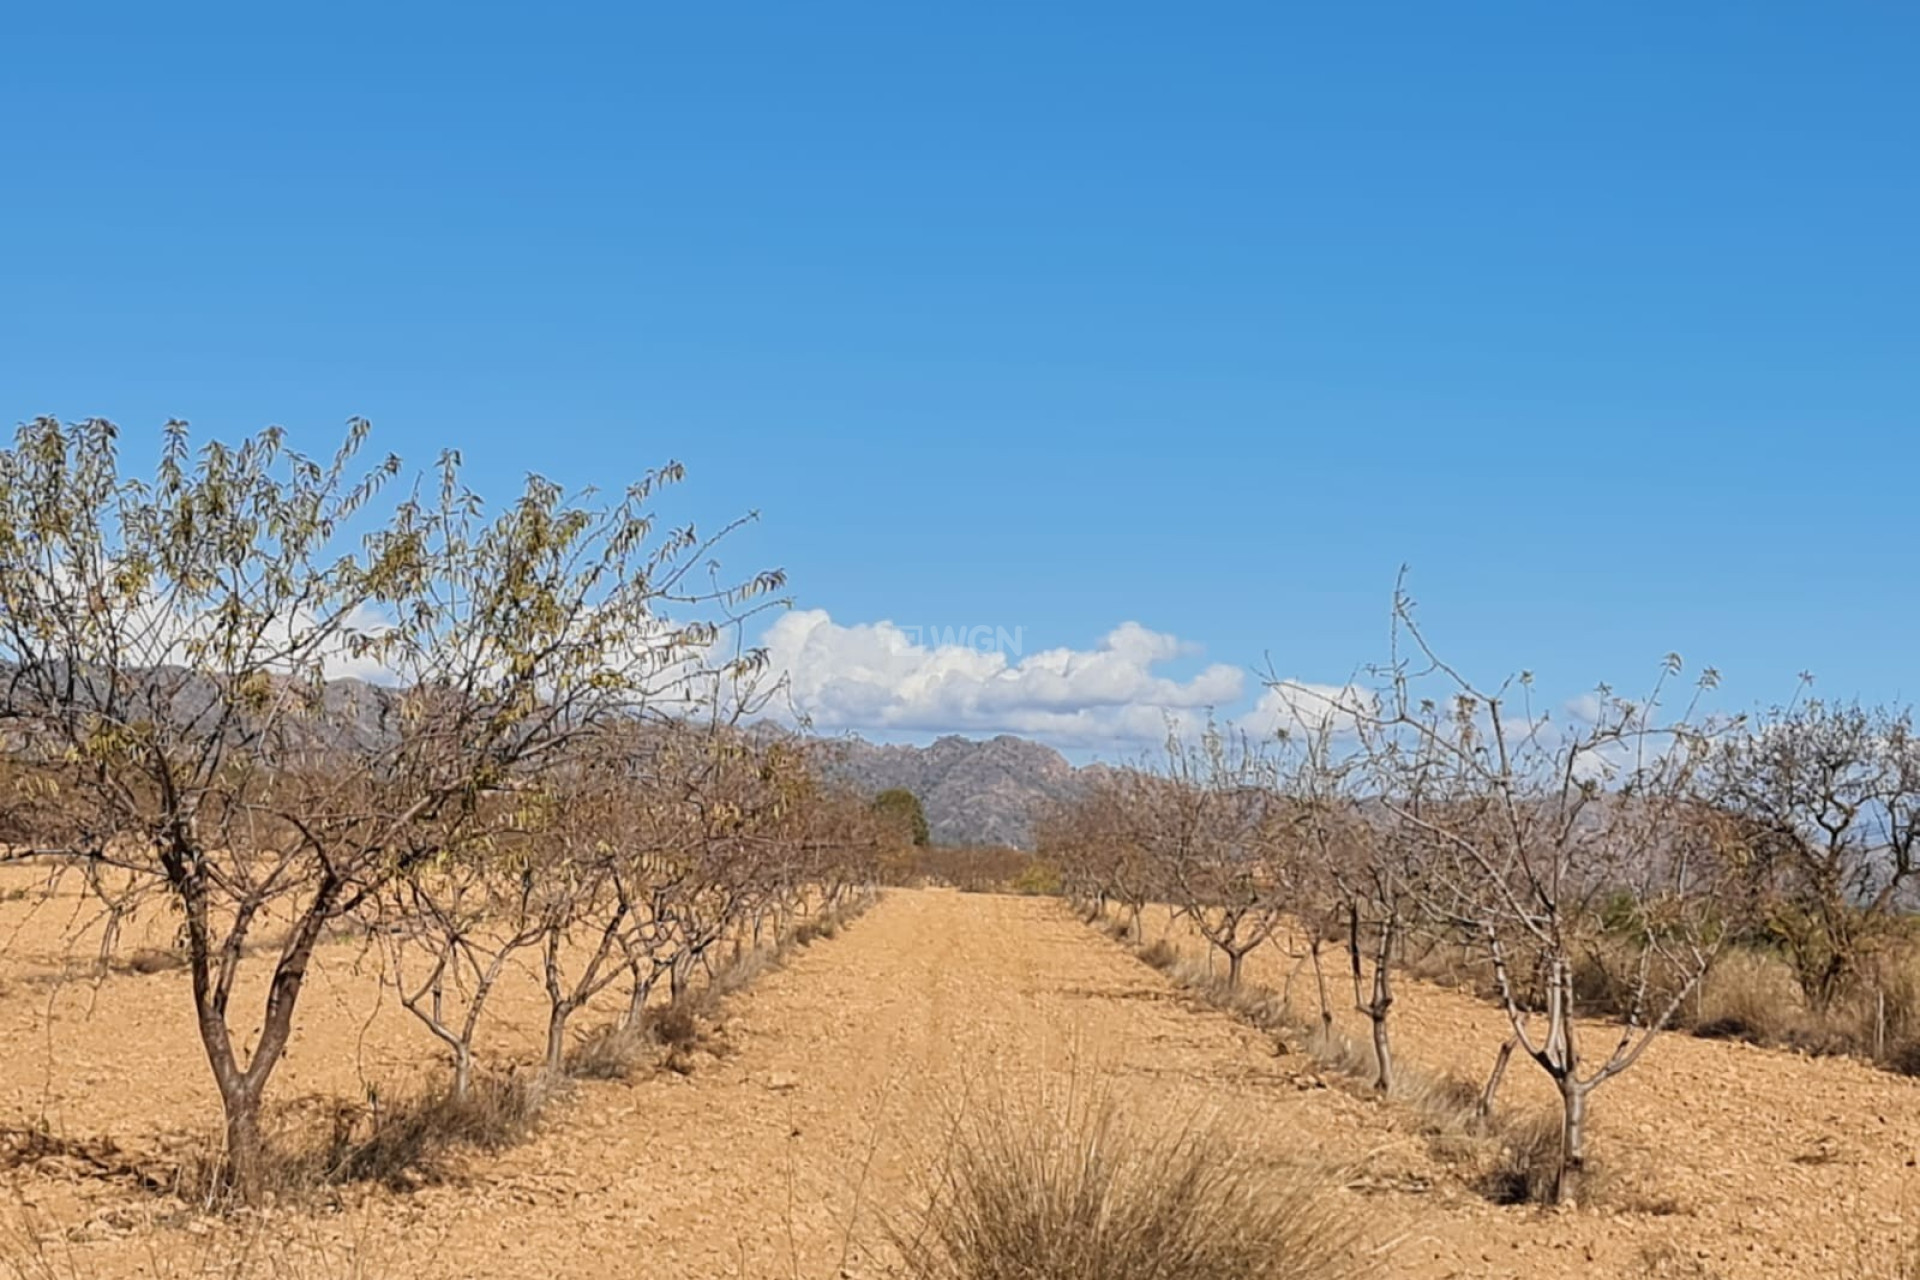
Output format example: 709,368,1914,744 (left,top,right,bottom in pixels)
4,3,1915,755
